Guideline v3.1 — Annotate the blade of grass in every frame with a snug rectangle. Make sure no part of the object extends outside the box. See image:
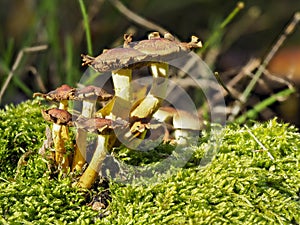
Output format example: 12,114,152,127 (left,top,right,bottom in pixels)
78,0,93,55
235,87,296,124
2,38,15,66
65,35,74,85
12,75,33,98
200,2,244,53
